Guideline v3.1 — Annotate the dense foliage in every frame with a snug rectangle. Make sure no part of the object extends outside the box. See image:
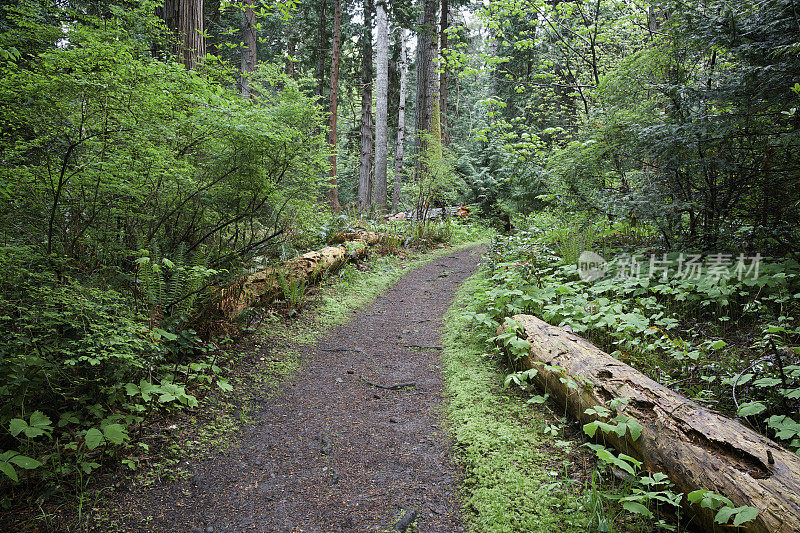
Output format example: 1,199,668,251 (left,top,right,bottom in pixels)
0,1,328,493
2,0,800,528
